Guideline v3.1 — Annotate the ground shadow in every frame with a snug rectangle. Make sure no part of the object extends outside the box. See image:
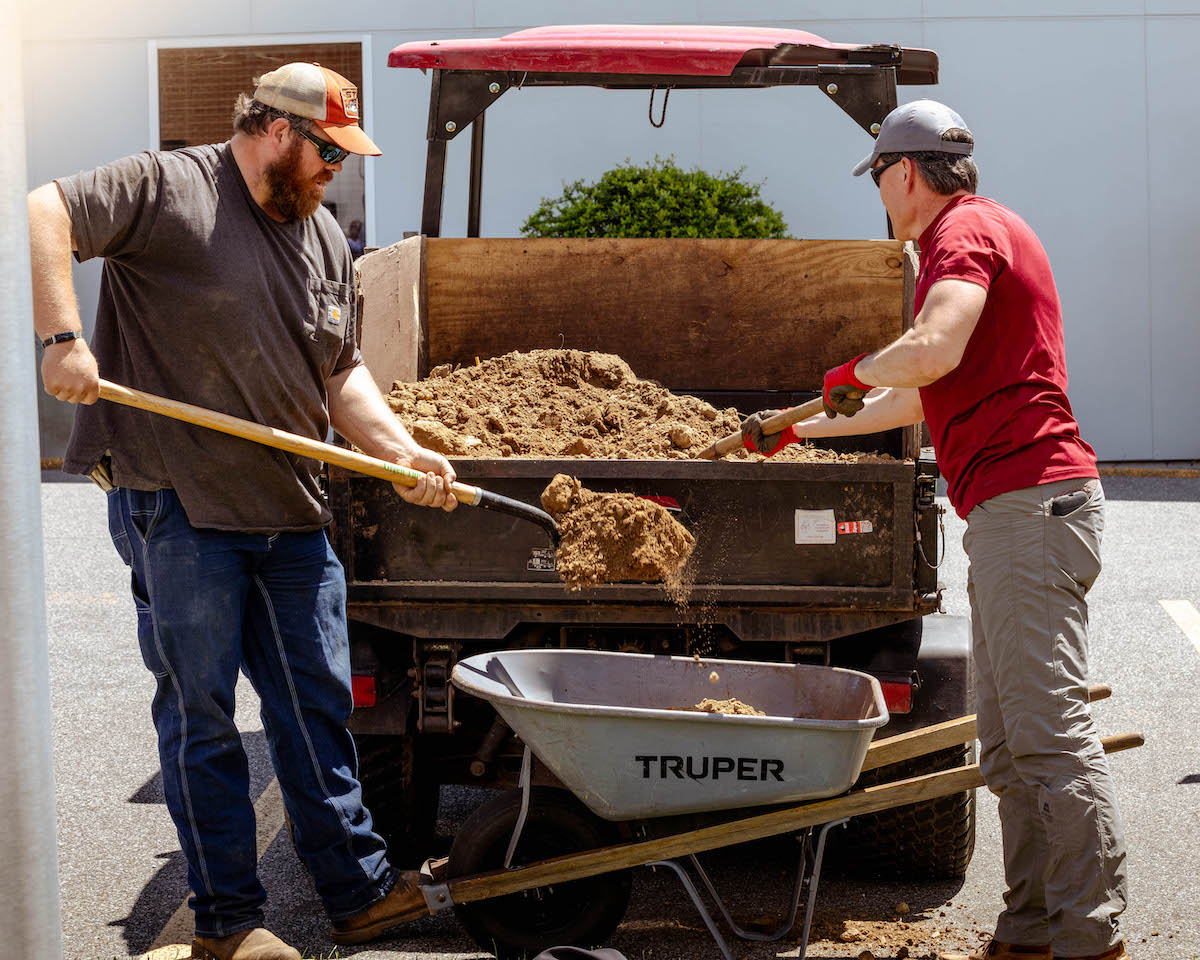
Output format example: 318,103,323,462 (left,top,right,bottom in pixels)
113,729,278,956
615,836,969,959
